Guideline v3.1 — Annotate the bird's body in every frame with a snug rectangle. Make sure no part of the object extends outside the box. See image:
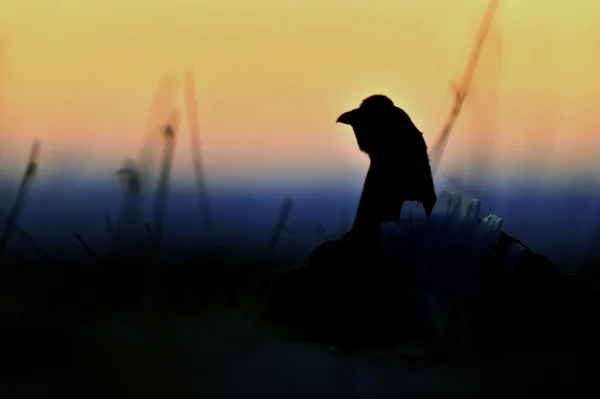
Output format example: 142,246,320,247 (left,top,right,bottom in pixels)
268,95,438,348
337,95,436,232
